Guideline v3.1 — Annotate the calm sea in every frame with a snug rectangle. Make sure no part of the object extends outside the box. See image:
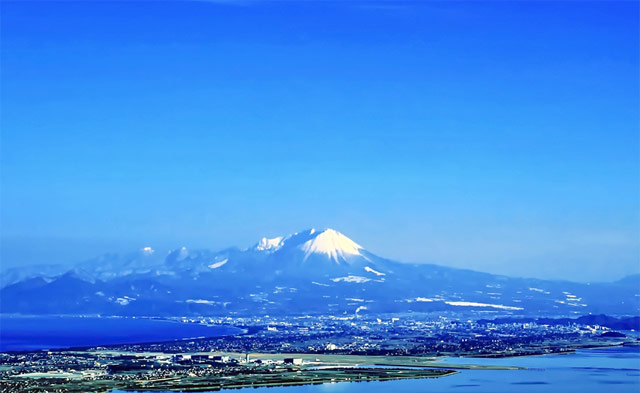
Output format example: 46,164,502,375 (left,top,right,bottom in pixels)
0,315,241,352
